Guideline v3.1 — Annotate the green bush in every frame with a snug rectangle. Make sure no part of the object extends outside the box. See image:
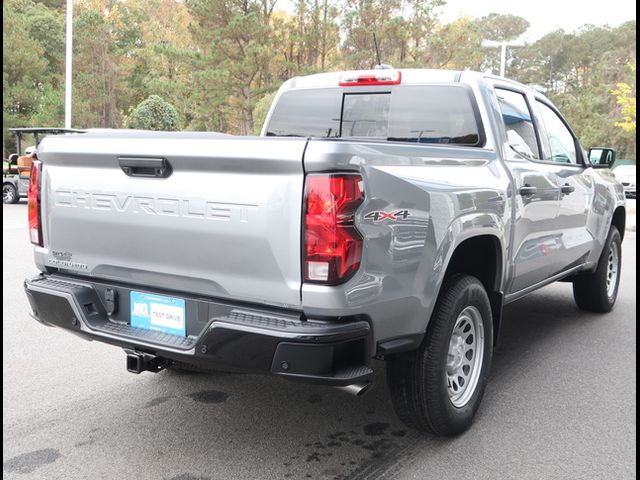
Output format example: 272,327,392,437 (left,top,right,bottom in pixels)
125,95,180,131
